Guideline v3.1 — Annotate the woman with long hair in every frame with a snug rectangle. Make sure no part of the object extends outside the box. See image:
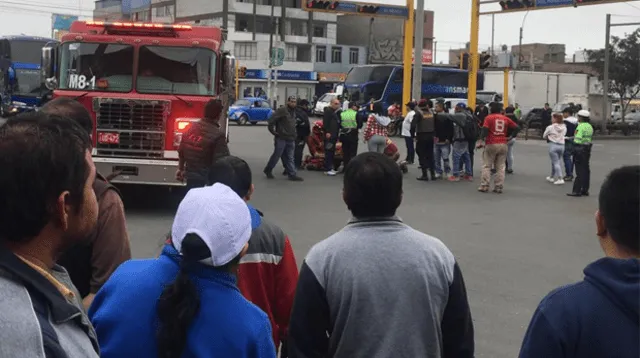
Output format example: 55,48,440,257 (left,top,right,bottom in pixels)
543,113,567,185
363,102,390,153
89,183,276,358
